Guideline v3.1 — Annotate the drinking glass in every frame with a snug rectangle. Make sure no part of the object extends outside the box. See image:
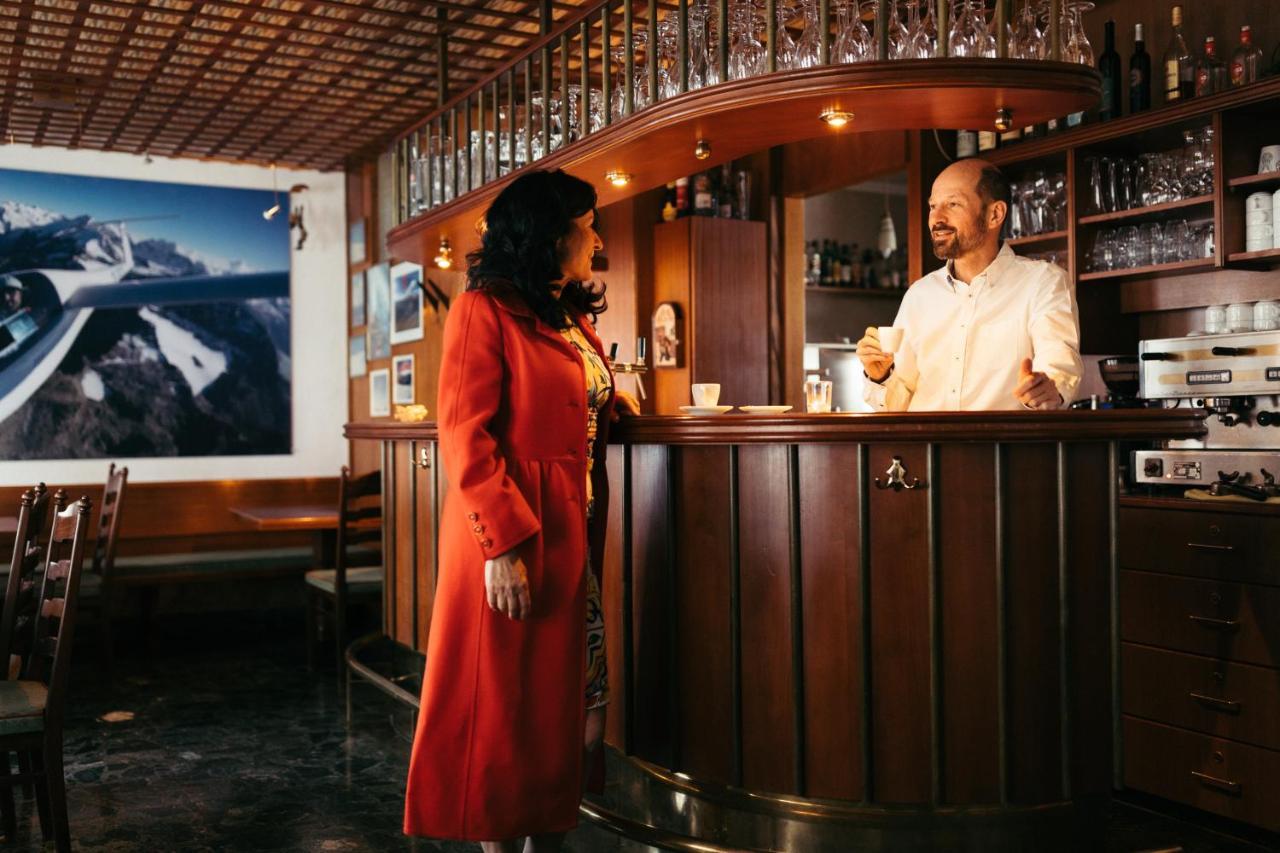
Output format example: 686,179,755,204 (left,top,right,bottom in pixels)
1030,171,1050,234
773,2,799,70
735,170,752,219
1062,2,1094,65
1048,172,1067,230
632,29,652,109
805,379,833,413
832,0,873,63
657,17,681,100
1143,222,1164,265
688,0,715,89
1103,157,1120,213
1085,156,1105,215
728,2,766,80
1165,219,1191,262
1007,181,1025,238
1010,0,1045,60
793,0,822,67
1198,125,1216,193
887,0,909,59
